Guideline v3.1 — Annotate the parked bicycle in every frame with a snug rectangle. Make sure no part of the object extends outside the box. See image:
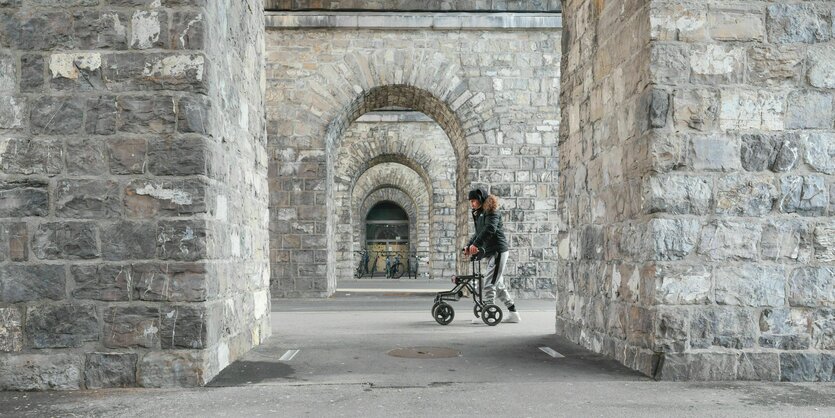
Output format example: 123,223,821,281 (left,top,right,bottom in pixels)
354,250,371,279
